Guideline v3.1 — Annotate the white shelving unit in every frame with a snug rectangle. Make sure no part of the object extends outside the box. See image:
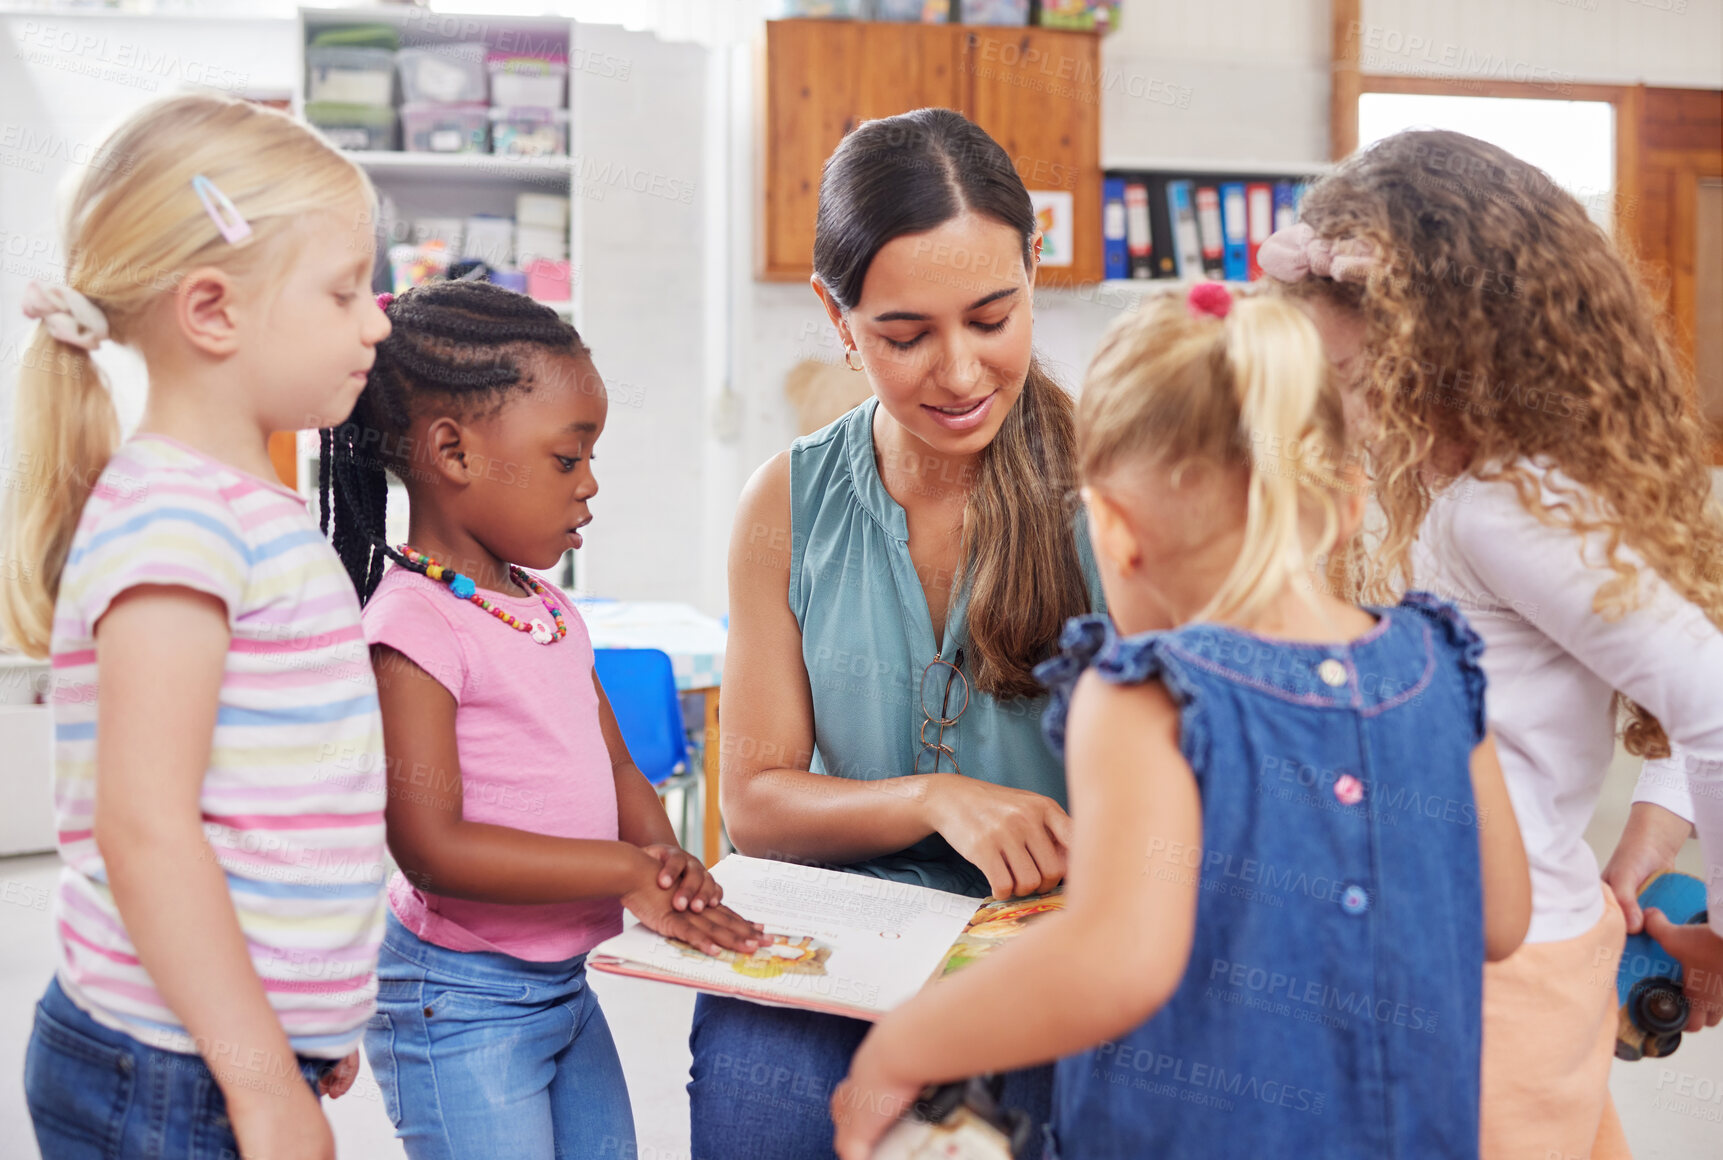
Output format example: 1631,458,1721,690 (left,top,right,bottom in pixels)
293,7,584,587
294,7,579,312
